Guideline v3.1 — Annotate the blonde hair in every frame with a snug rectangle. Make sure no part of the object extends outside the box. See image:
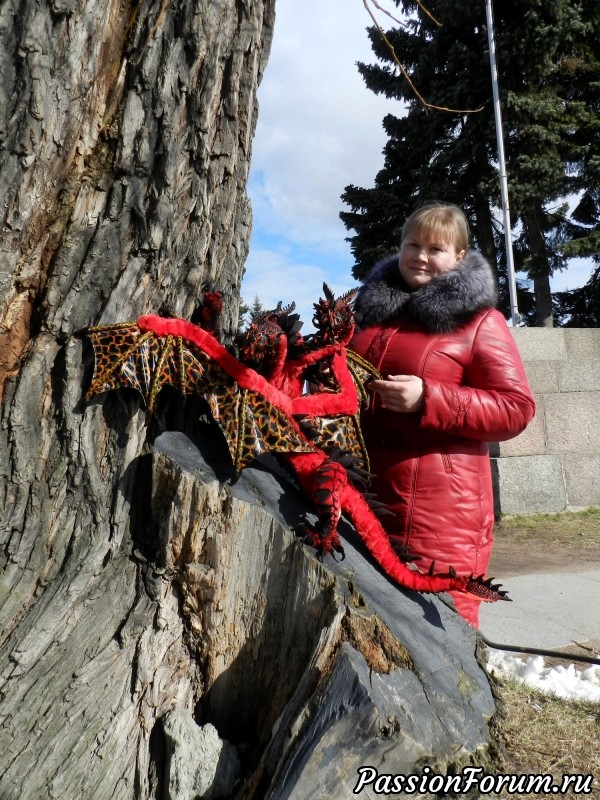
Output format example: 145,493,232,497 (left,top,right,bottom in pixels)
401,203,470,253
